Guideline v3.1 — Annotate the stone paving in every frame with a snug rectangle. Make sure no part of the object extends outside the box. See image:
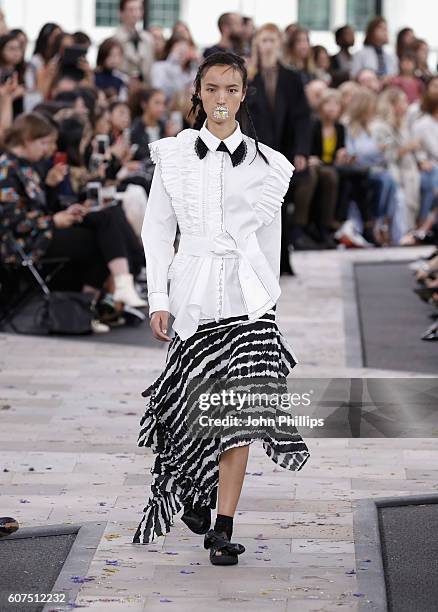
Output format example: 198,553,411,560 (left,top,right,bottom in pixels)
0,245,436,612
